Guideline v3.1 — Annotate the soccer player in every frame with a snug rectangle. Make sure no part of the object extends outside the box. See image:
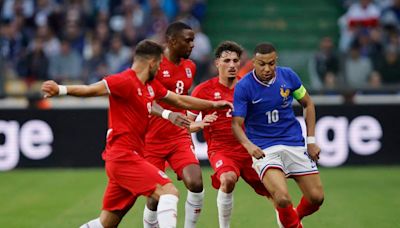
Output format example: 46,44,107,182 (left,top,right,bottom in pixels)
189,41,270,228
41,40,232,228
232,43,324,228
142,22,204,228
